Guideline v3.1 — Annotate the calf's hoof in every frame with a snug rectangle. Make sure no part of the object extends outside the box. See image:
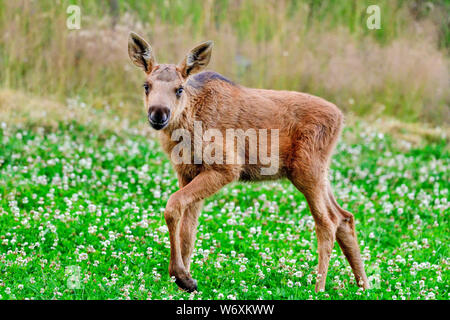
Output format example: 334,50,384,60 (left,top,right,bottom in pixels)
175,277,198,293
